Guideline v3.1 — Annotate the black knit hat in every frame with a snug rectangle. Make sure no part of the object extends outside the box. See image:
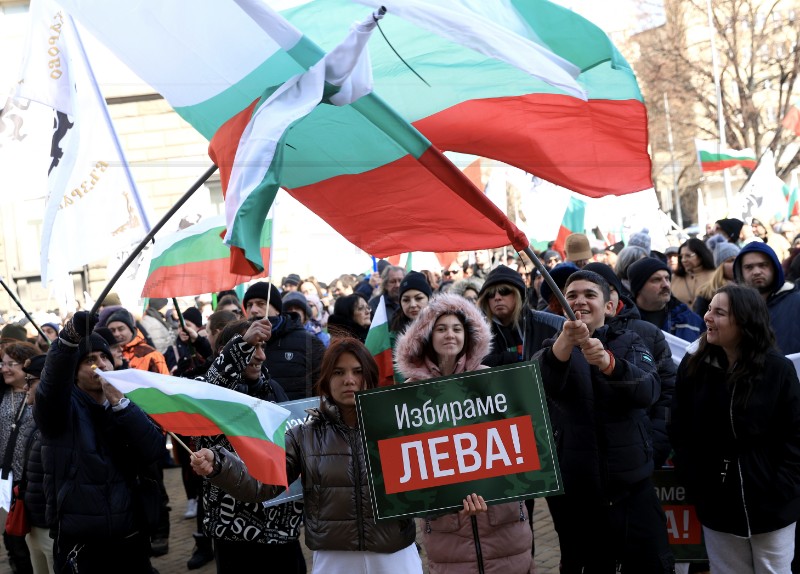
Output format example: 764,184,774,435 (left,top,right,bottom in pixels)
78,333,114,364
94,327,118,348
479,265,526,299
242,282,282,314
105,309,137,336
583,262,625,297
182,307,203,328
715,218,744,241
283,273,302,287
628,257,671,297
399,271,433,299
